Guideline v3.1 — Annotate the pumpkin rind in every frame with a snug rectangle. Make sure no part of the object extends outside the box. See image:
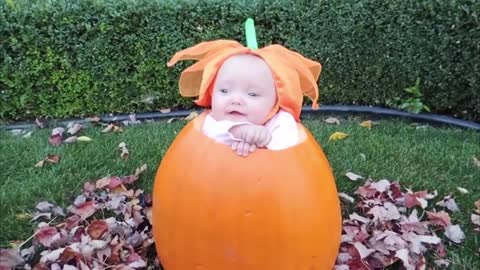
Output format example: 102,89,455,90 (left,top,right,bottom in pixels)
152,112,342,270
